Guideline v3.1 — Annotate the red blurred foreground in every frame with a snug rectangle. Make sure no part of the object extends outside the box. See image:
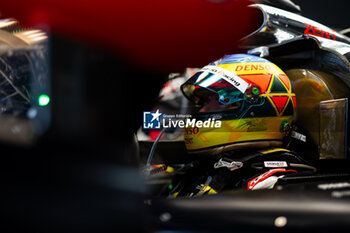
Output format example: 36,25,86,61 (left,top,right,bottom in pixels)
0,0,258,71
